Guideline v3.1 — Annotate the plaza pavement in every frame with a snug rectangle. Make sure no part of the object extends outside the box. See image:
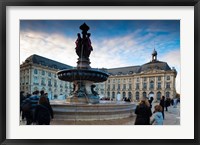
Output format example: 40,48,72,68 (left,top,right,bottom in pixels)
162,103,180,125
20,103,180,125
